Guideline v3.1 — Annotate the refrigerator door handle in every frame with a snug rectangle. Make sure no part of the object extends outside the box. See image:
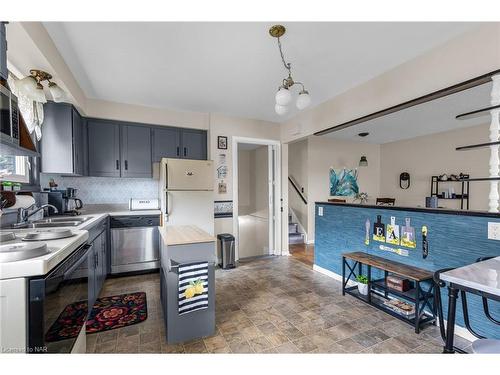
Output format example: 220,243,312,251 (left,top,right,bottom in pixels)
166,192,172,217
